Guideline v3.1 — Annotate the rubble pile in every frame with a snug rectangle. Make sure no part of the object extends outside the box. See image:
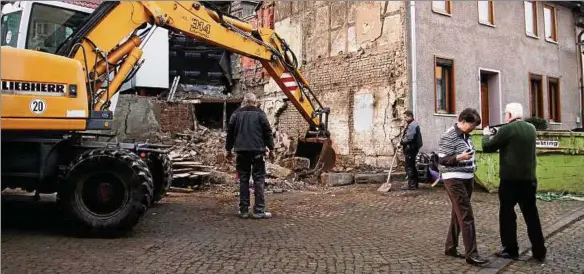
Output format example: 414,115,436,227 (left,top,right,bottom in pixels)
163,126,313,194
